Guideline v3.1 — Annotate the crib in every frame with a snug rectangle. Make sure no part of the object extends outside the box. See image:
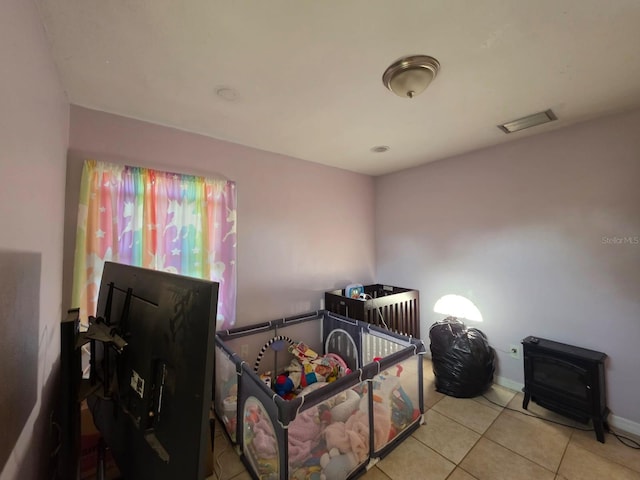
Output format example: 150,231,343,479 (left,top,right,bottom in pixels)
324,285,420,338
214,310,426,480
